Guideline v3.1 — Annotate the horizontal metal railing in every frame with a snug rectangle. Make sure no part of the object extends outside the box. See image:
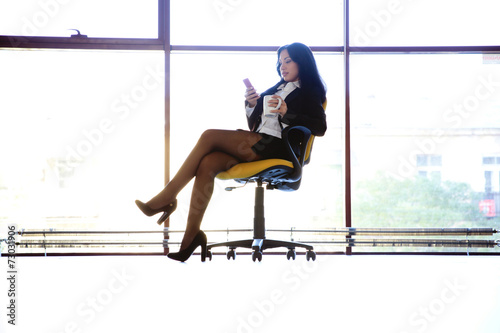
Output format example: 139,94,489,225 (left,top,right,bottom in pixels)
305,239,498,248
0,228,497,255
13,227,498,236
268,227,498,236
